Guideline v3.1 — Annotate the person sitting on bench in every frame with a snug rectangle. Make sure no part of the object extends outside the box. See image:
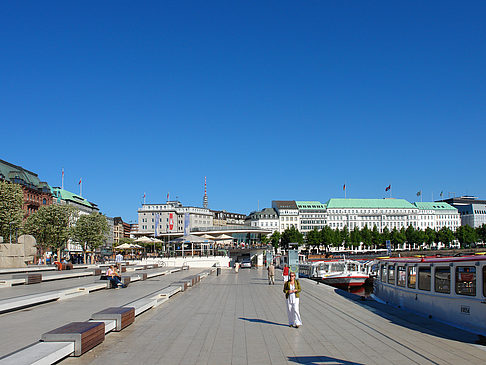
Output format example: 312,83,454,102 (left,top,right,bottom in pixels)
106,265,126,288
